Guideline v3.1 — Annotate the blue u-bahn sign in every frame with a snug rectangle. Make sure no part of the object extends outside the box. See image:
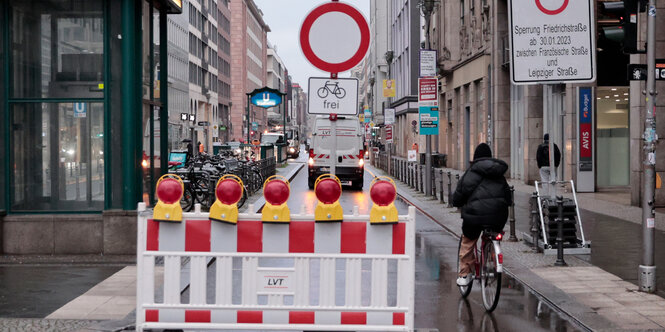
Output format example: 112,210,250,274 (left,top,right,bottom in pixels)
249,87,284,109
